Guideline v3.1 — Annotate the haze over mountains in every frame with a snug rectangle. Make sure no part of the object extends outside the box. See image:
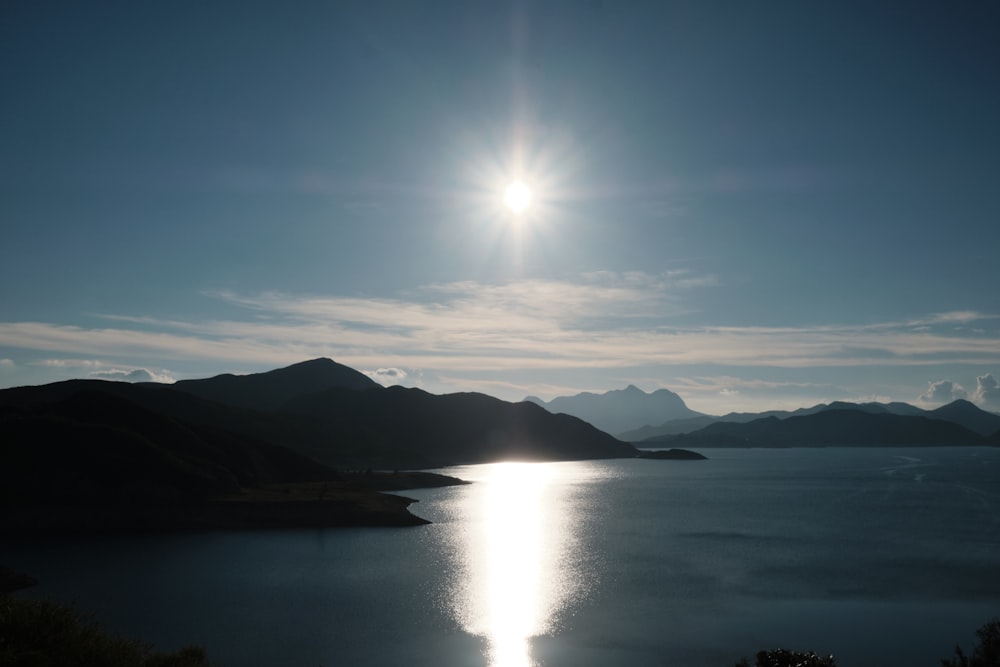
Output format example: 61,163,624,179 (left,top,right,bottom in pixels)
525,385,703,437
532,385,1000,446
